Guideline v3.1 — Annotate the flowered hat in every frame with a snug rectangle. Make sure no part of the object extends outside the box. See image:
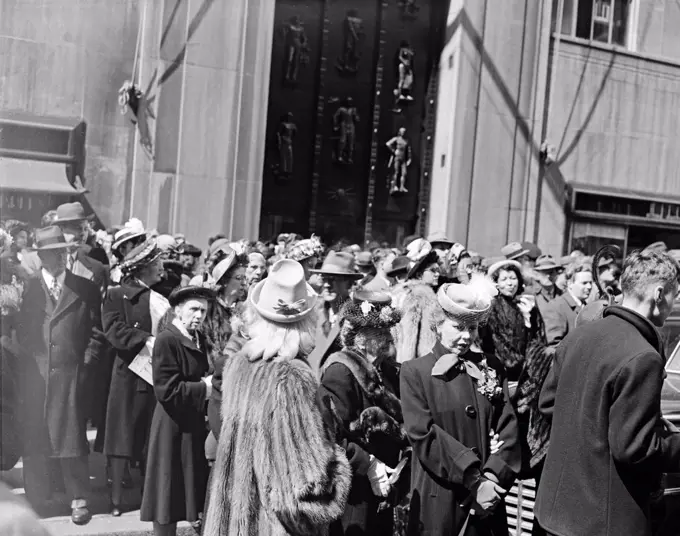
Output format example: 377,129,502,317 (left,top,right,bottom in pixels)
286,235,325,262
340,289,402,330
437,277,497,324
250,259,318,323
119,237,162,275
